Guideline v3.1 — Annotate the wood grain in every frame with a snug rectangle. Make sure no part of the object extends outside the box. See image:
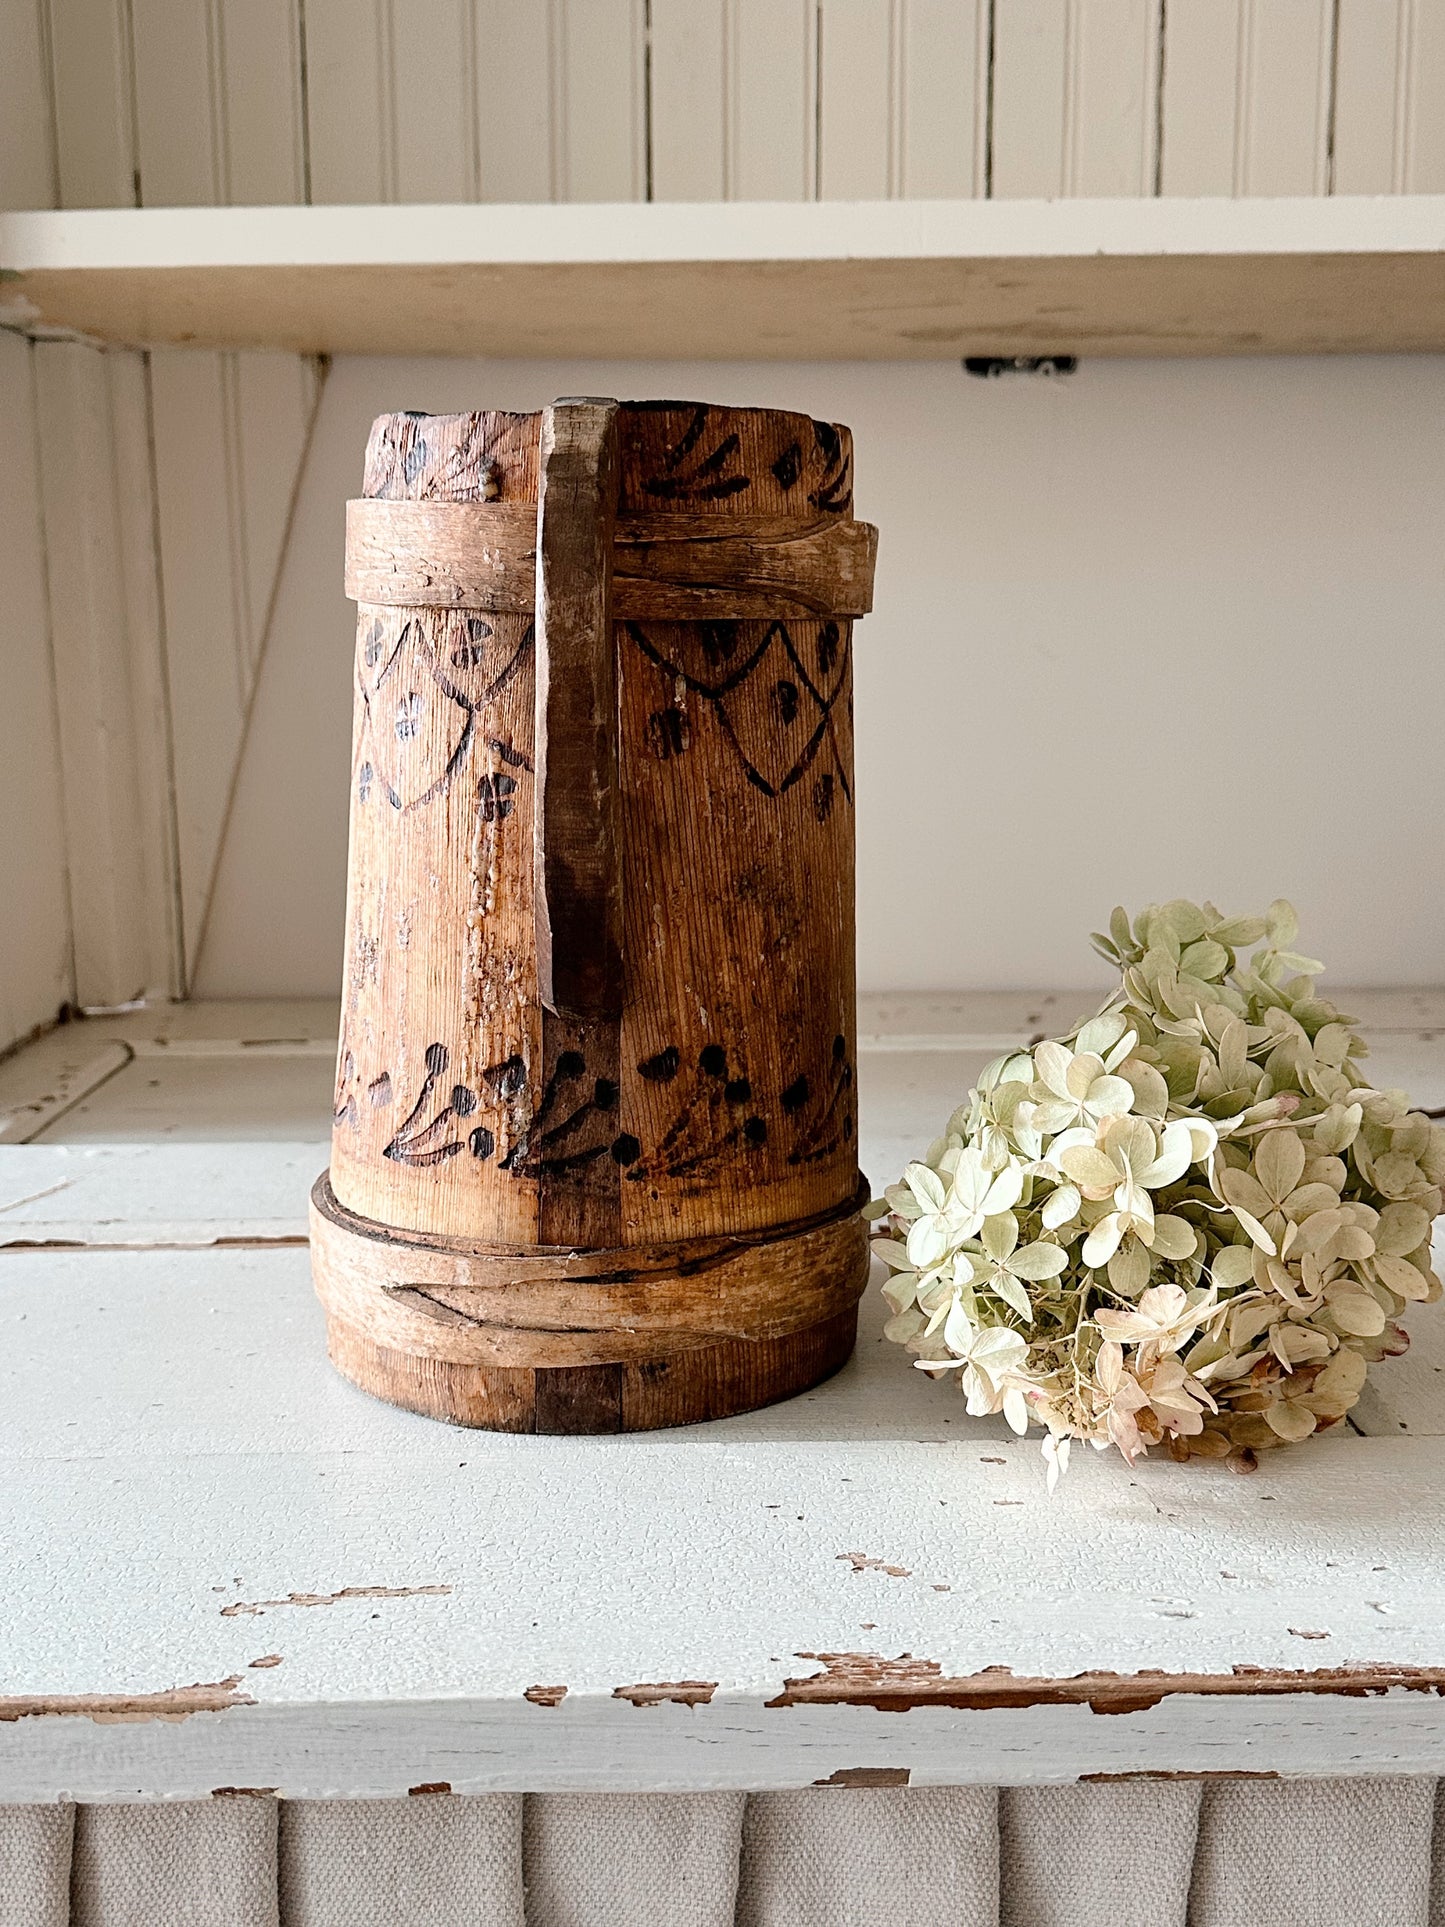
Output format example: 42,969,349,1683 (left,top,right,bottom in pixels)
320,399,874,1430
532,398,623,1025
344,500,878,618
